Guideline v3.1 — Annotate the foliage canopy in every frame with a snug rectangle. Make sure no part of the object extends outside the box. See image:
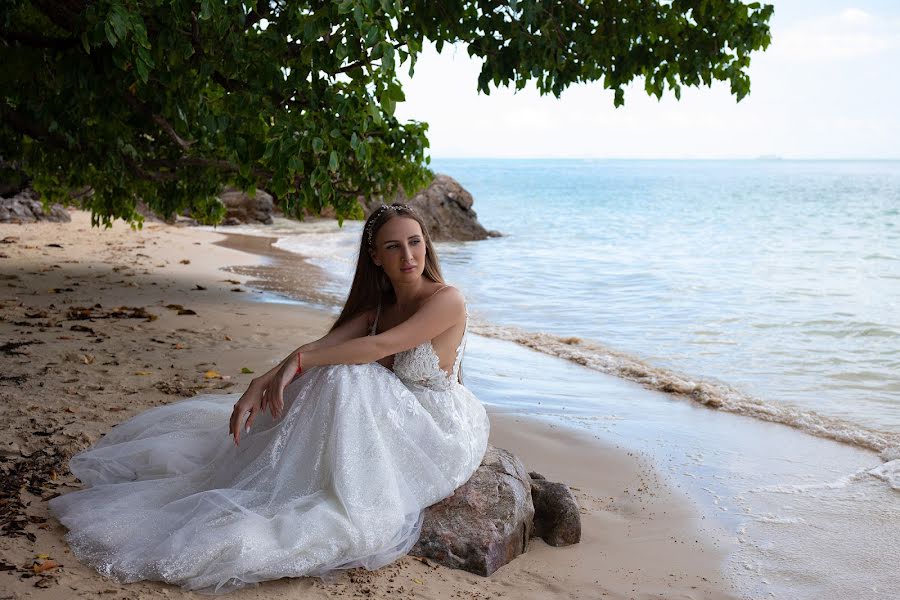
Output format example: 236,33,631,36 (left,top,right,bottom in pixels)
1,0,773,228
